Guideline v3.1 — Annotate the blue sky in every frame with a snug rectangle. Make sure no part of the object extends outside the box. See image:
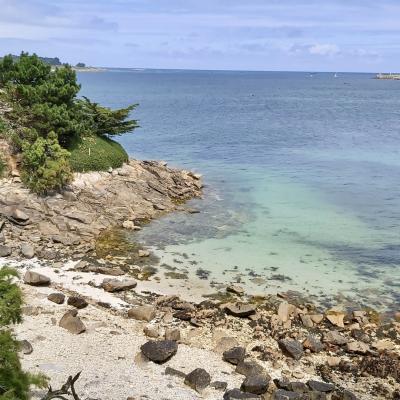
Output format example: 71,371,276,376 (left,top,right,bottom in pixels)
0,0,399,72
